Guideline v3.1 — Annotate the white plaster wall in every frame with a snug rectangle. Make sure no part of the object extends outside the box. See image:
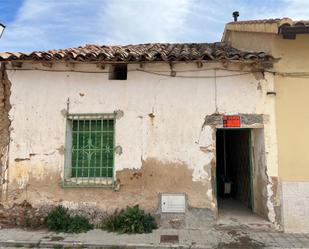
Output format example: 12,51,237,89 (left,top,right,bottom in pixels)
259,73,280,226
6,62,277,203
